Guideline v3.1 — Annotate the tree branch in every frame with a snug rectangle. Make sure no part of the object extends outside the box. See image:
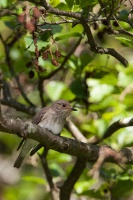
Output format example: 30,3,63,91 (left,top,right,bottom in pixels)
41,0,128,67
42,0,81,19
80,17,128,67
103,117,133,140
65,120,88,143
41,35,83,81
0,34,35,107
39,149,59,200
60,157,87,200
0,9,18,17
38,76,45,107
36,35,83,107
0,99,37,115
1,79,37,115
0,115,133,164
